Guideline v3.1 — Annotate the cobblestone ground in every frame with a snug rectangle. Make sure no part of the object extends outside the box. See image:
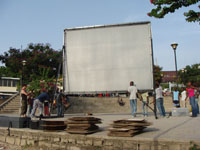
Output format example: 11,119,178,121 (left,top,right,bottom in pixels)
0,142,38,150
0,141,21,150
